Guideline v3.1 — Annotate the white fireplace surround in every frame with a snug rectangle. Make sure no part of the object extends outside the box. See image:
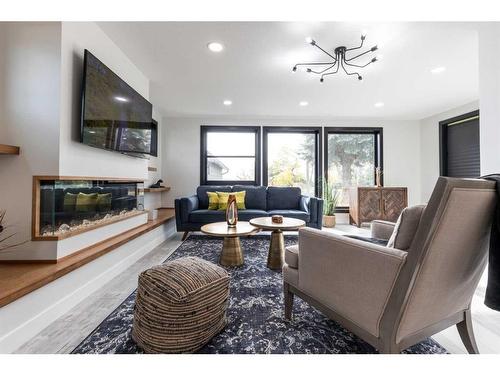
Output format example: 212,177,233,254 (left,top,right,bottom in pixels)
56,212,149,259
